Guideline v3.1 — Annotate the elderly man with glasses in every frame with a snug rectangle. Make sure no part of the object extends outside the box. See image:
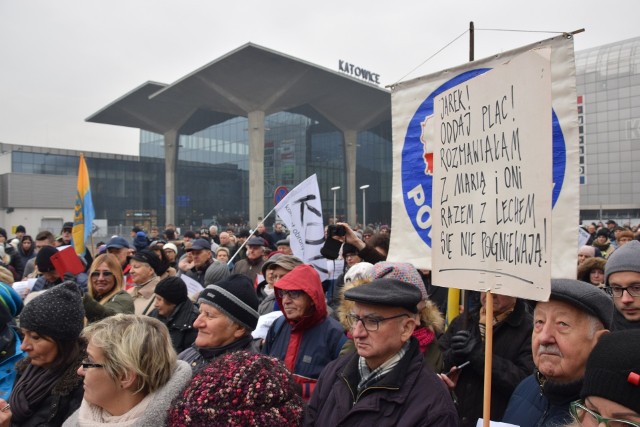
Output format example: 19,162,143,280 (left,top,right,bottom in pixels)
262,264,347,402
603,240,640,330
304,278,458,427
